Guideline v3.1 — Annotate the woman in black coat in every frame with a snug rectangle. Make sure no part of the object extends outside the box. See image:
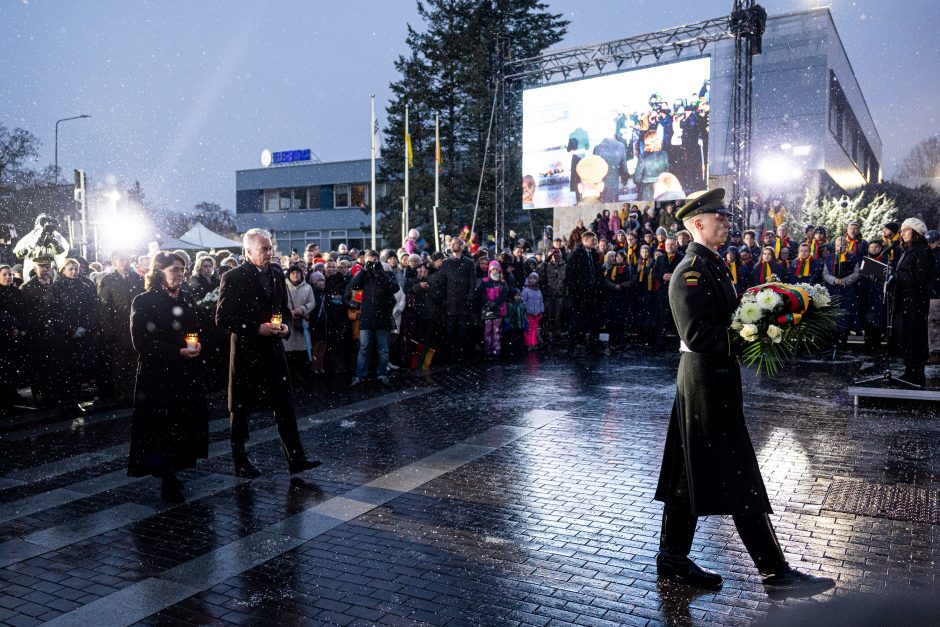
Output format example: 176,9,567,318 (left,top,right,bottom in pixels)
128,252,208,503
892,222,934,386
0,264,28,409
45,258,98,416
